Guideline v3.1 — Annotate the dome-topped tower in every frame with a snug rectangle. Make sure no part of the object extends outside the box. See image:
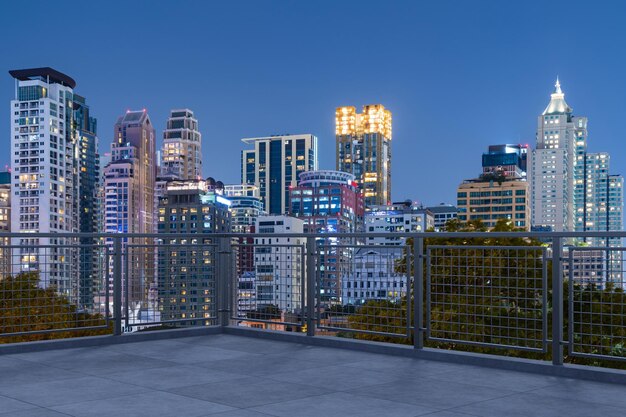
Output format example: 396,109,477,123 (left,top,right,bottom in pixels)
542,77,573,115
